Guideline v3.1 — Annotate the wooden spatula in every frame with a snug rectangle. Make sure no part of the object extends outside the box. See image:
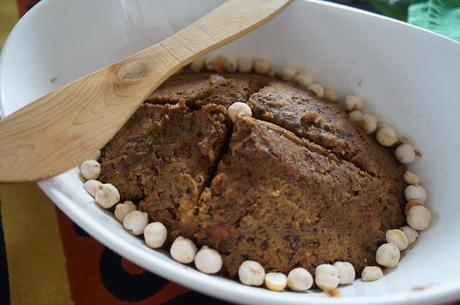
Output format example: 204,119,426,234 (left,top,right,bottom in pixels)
0,0,291,182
